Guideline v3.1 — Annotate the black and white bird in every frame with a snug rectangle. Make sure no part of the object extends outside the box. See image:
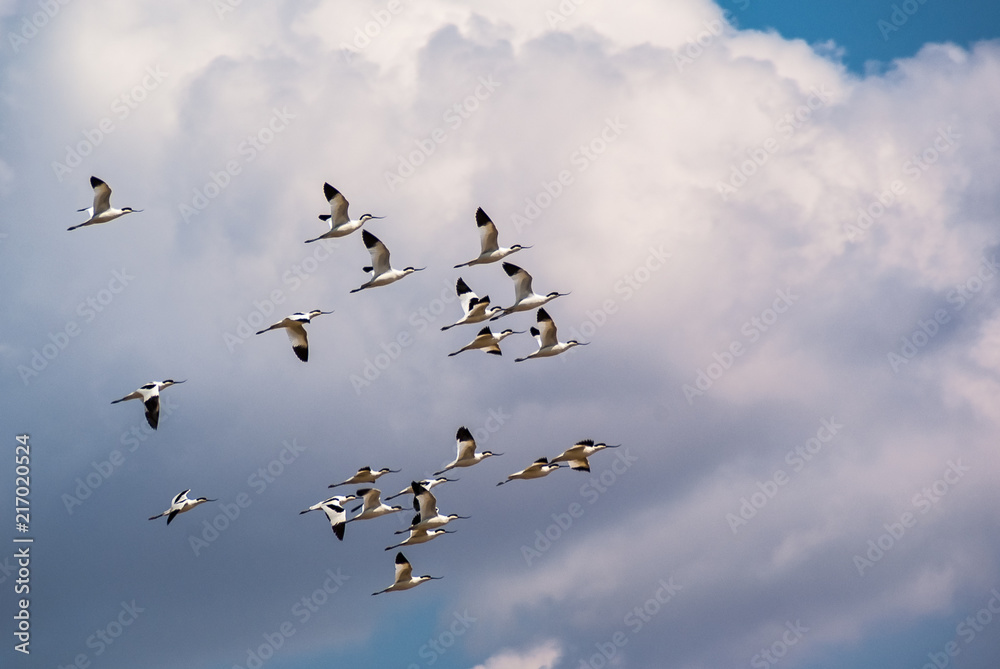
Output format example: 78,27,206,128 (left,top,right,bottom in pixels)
514,308,587,362
305,183,383,242
550,439,620,472
329,466,400,489
68,176,142,231
346,488,402,522
454,207,531,268
433,427,502,475
255,310,333,362
447,326,523,357
111,379,184,429
396,481,469,533
497,457,563,485
372,552,442,595
440,278,501,330
385,525,455,550
299,494,357,541
493,263,568,318
148,489,215,525
384,476,457,501
350,230,424,293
